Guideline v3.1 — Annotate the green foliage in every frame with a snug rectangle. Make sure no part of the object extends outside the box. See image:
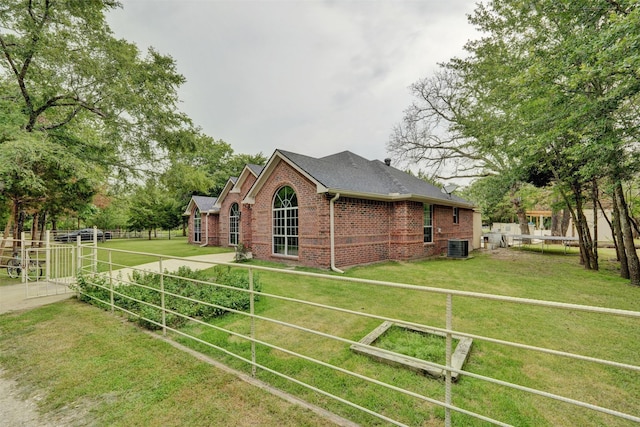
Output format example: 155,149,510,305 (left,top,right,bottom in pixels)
127,179,180,237
75,266,261,331
0,0,198,233
0,131,98,216
161,134,267,202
